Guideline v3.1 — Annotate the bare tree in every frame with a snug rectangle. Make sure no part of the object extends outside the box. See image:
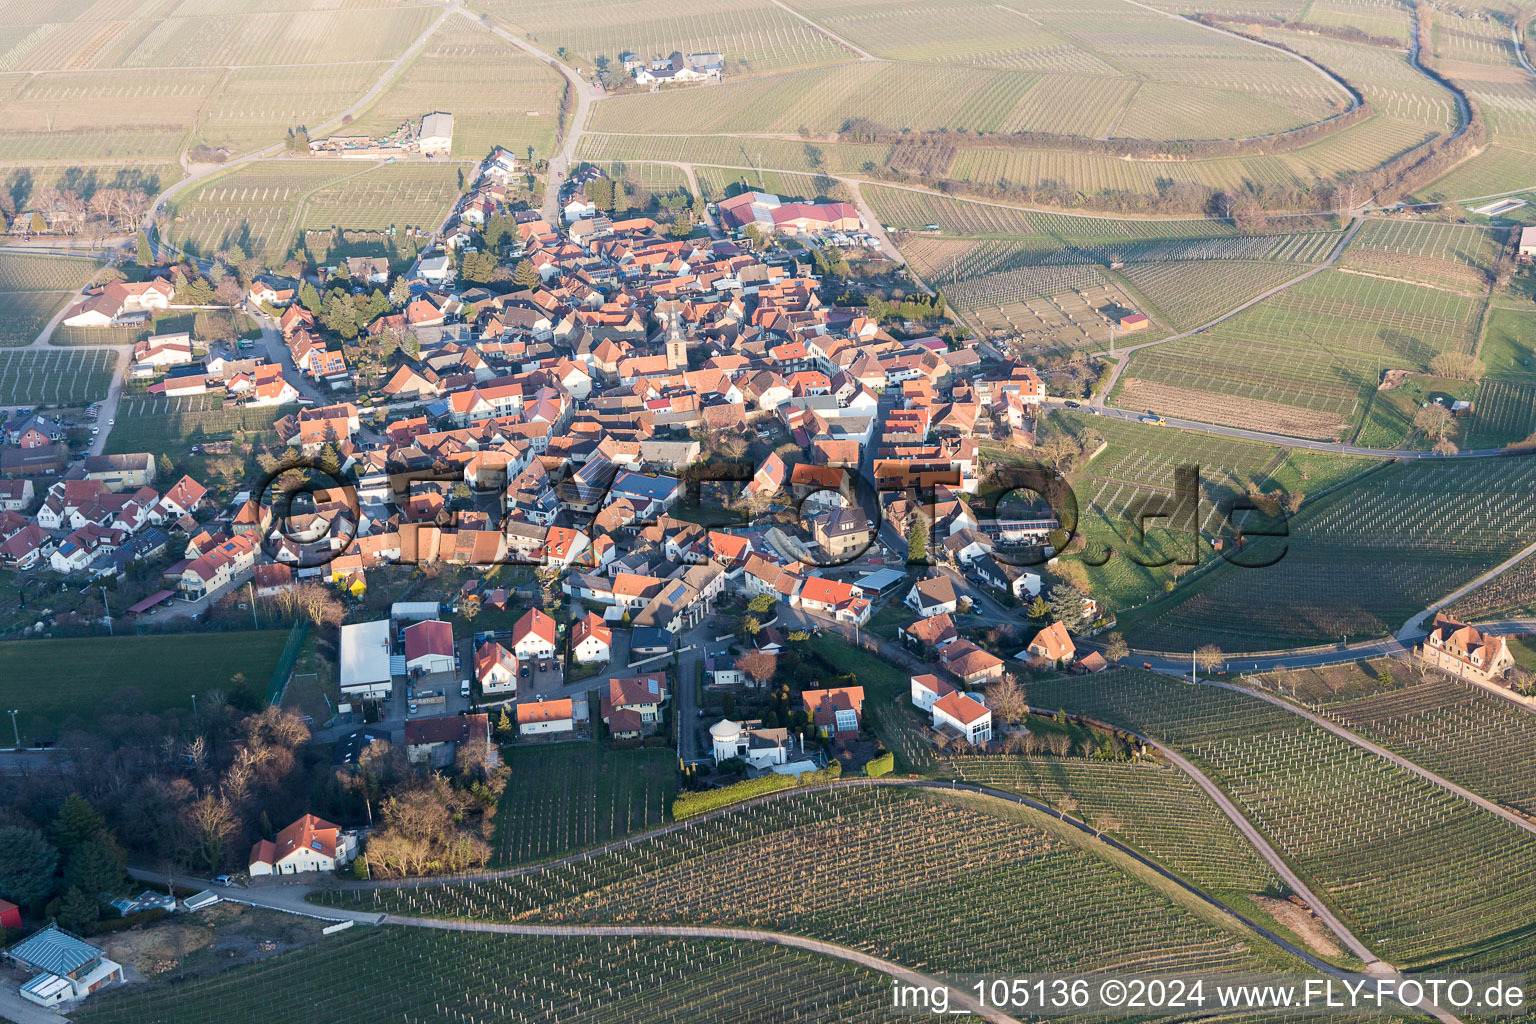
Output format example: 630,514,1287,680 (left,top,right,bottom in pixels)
1101,632,1129,662
183,792,239,875
734,651,778,690
1194,644,1225,674
987,674,1028,724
